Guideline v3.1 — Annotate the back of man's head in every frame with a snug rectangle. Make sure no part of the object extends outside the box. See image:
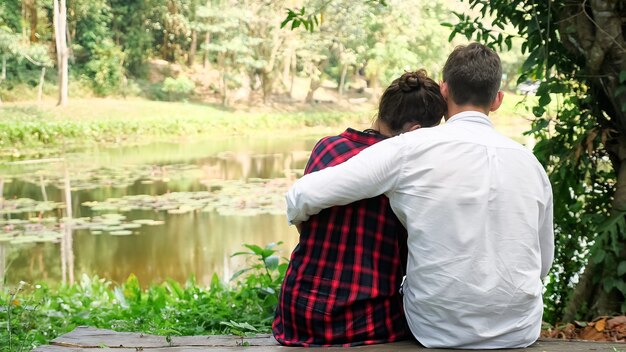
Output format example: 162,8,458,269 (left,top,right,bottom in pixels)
442,43,502,108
